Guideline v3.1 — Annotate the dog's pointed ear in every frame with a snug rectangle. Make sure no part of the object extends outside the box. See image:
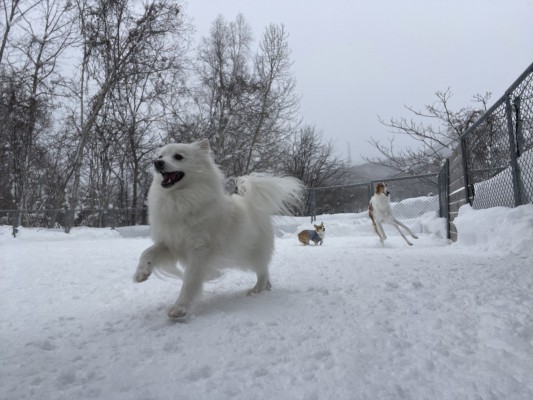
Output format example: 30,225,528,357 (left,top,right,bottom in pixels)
197,139,210,151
